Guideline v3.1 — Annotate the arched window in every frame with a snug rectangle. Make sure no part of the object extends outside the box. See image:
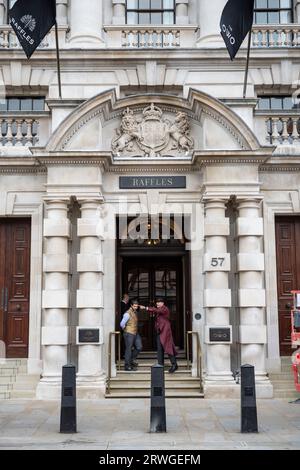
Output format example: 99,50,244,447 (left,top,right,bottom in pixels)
126,0,176,25
254,0,293,24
